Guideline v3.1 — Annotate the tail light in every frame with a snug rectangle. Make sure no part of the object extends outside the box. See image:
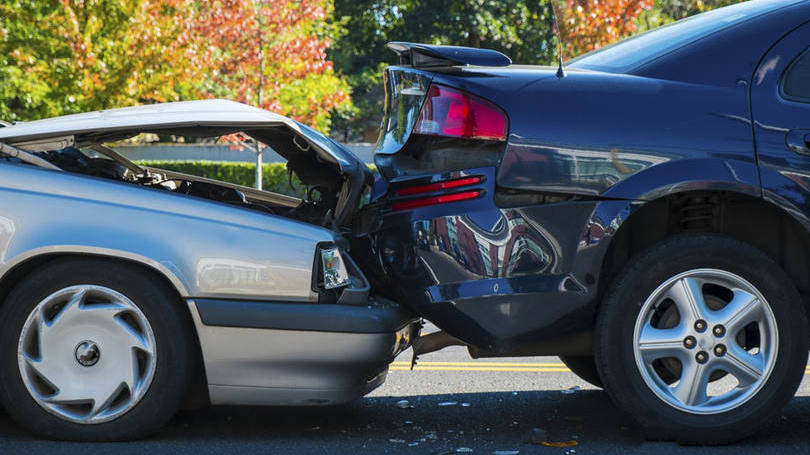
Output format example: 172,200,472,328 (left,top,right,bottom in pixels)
391,190,482,211
395,176,482,196
391,175,484,211
414,84,507,141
